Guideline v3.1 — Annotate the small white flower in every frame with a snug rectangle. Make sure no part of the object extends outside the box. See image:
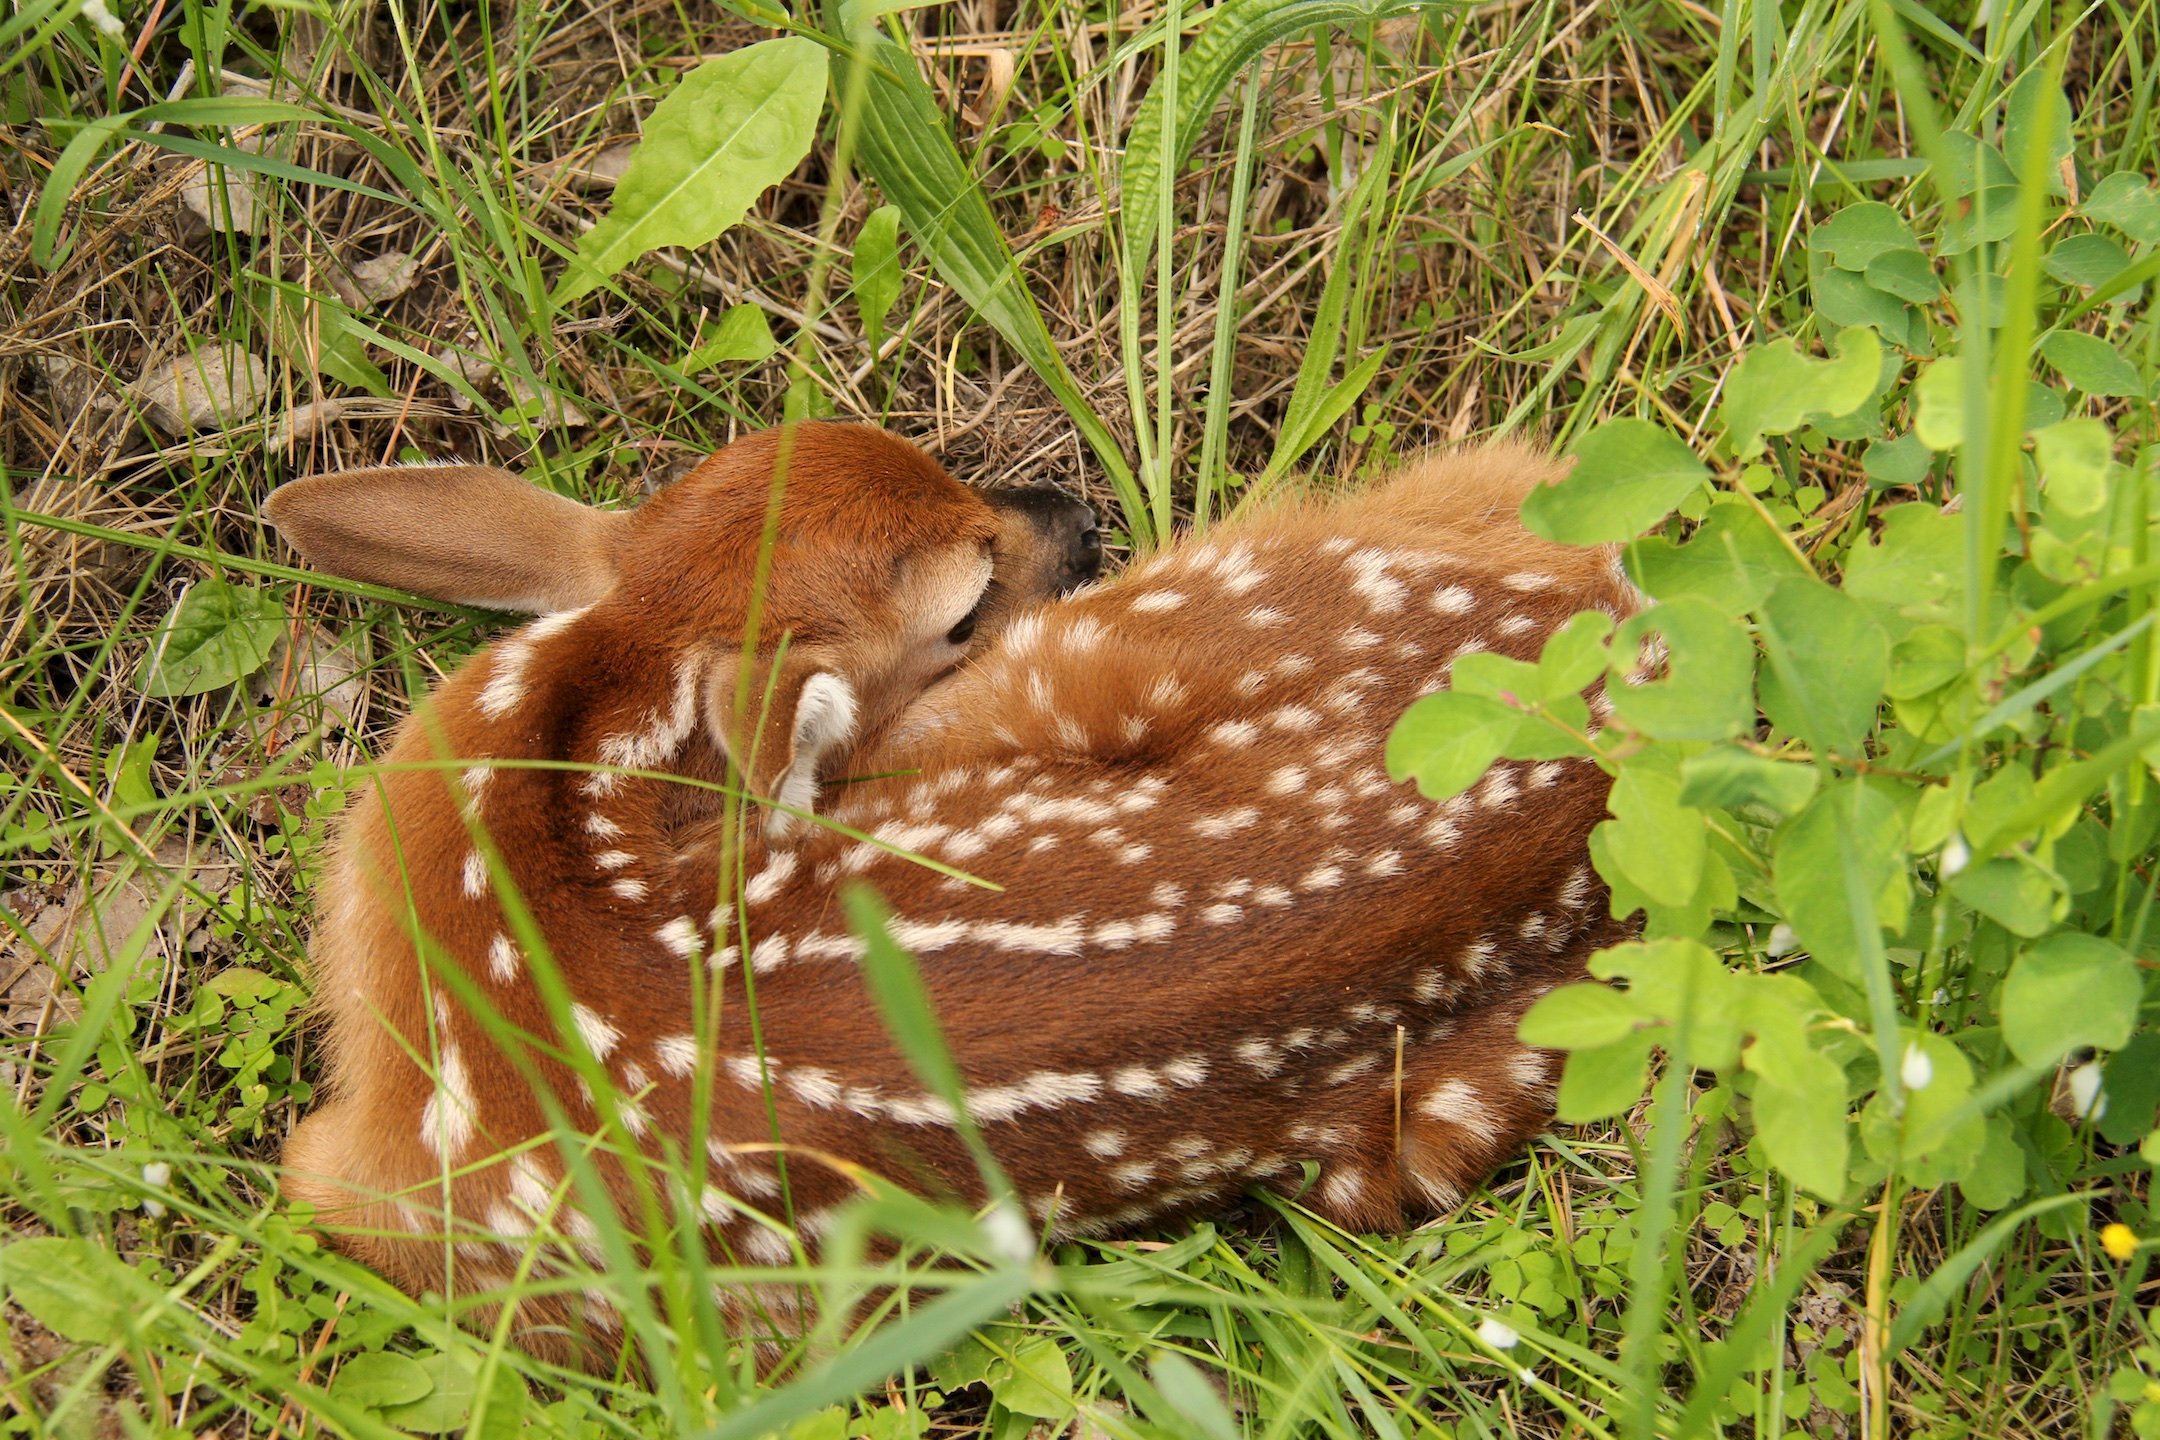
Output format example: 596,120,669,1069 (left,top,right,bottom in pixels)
1931,989,1950,1008
1940,832,1971,878
1766,923,1797,958
141,1161,171,1218
1900,1043,1934,1092
981,1202,1035,1265
80,0,125,37
2069,1060,2109,1122
1477,1316,1520,1350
